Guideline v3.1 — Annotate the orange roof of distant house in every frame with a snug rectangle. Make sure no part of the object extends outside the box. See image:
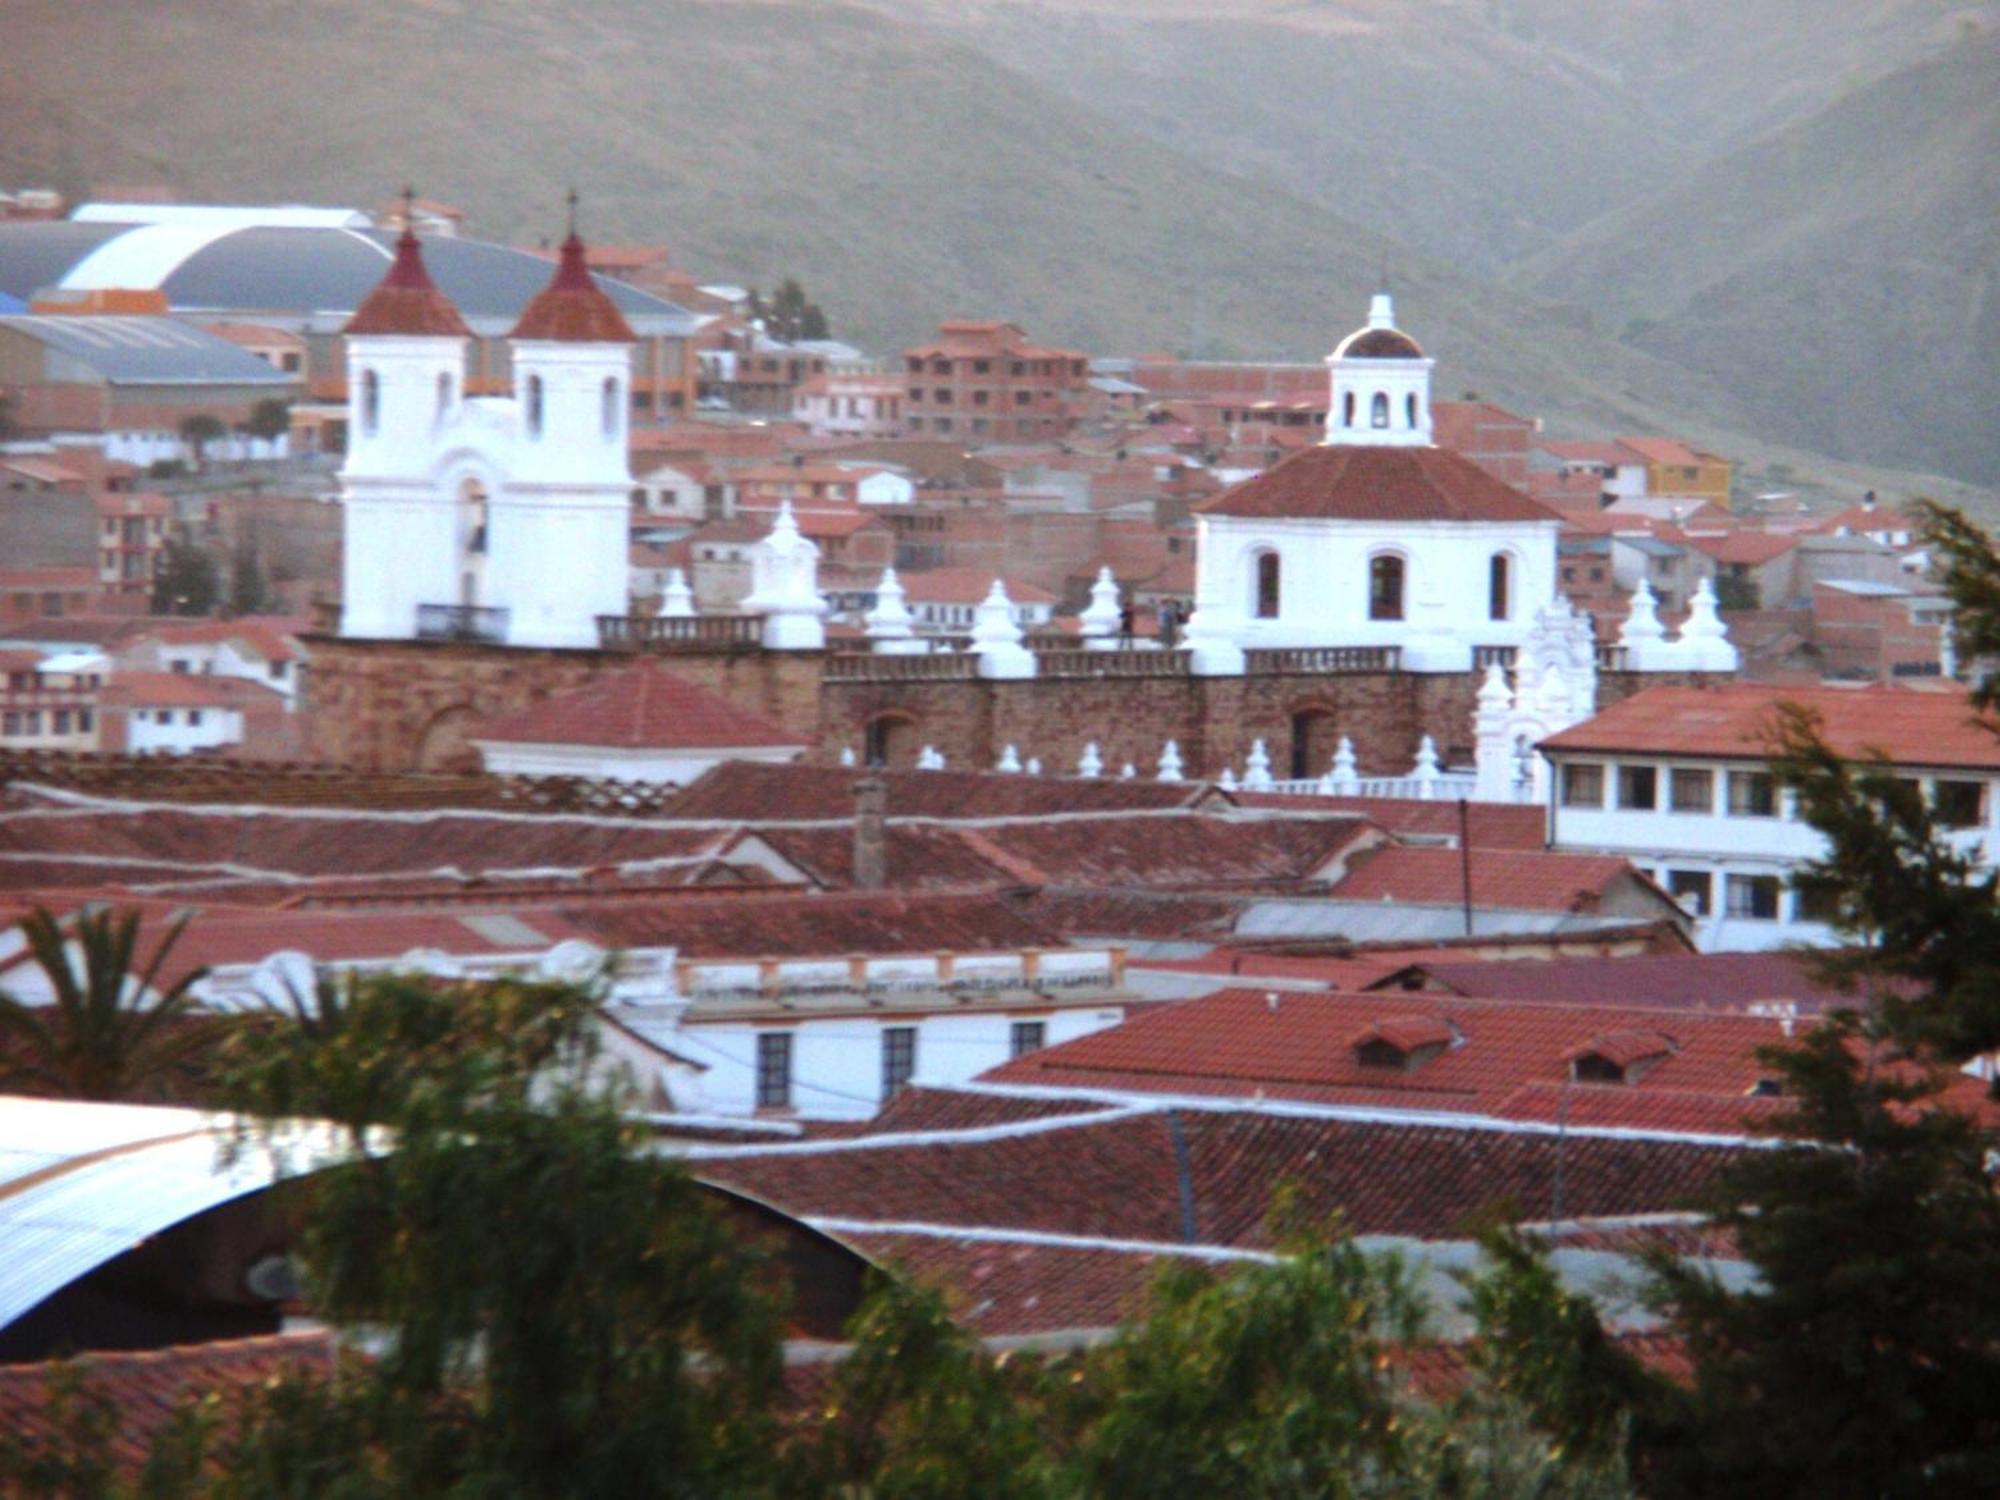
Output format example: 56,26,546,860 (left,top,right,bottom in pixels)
583,244,672,272
1330,844,1656,913
200,321,305,350
0,457,87,486
471,665,802,751
0,565,97,589
1540,440,1647,468
1540,682,2000,768
1818,503,1919,535
896,567,1059,606
1197,445,1557,524
1676,529,1801,567
1617,436,1711,466
136,615,308,662
100,672,282,709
